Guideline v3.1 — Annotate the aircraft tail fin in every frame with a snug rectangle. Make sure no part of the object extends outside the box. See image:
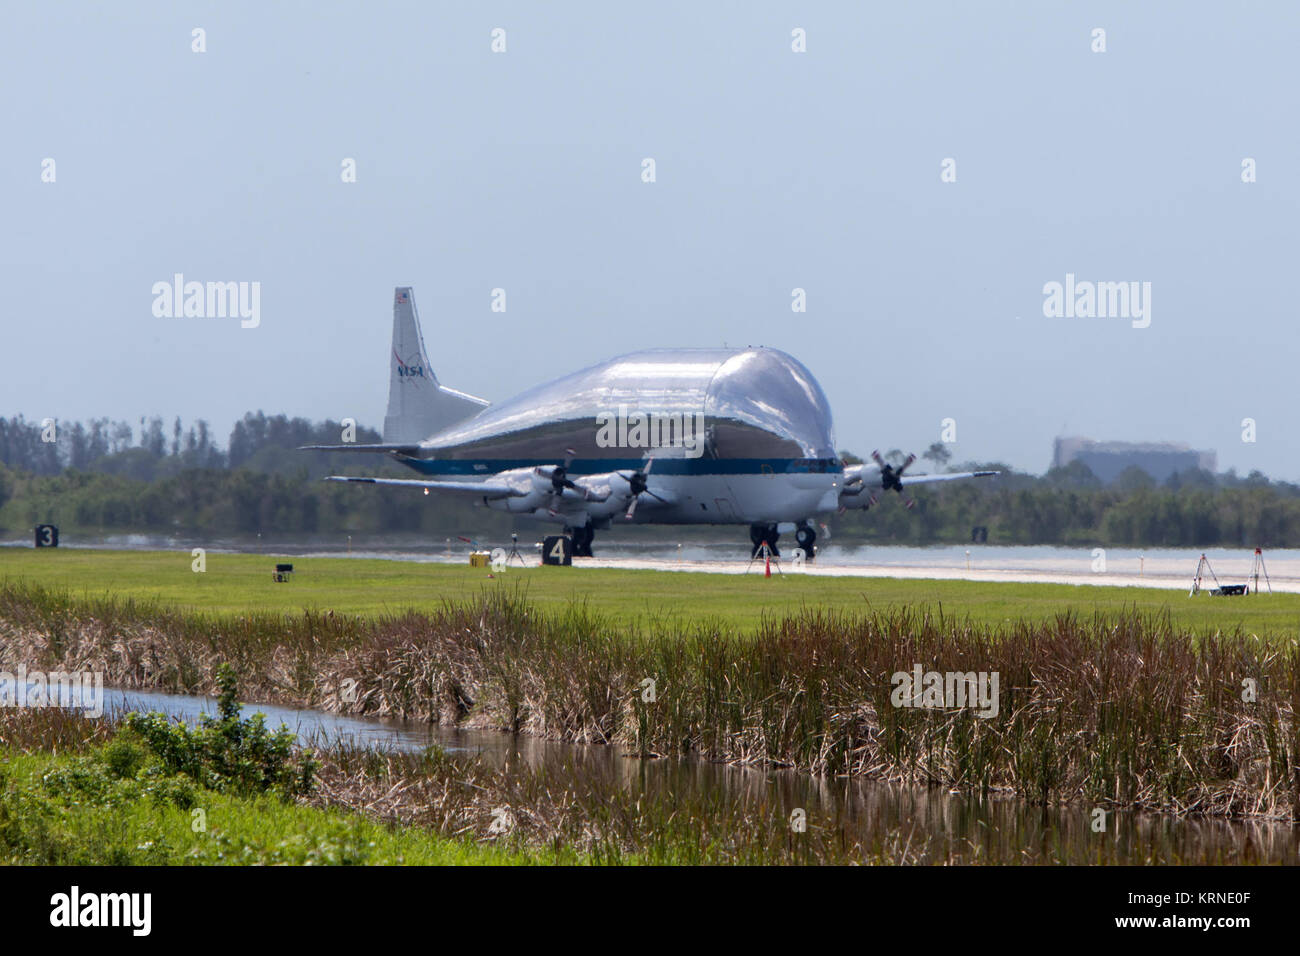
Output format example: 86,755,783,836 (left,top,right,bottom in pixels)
383,286,488,443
